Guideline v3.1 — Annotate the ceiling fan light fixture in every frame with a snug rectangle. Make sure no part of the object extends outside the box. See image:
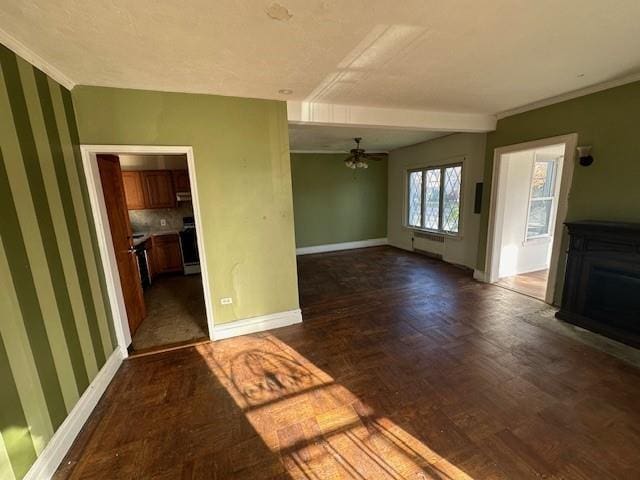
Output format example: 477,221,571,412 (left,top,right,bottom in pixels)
344,138,379,170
